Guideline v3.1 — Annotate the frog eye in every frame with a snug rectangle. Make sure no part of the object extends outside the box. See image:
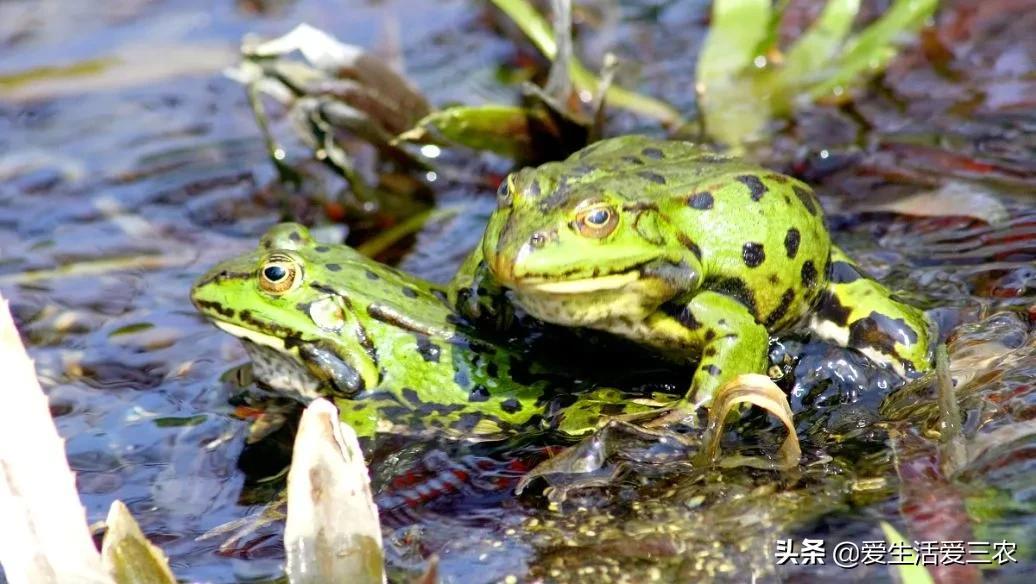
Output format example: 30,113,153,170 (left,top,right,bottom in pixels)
496,177,513,208
258,254,302,295
585,209,611,225
574,205,618,238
